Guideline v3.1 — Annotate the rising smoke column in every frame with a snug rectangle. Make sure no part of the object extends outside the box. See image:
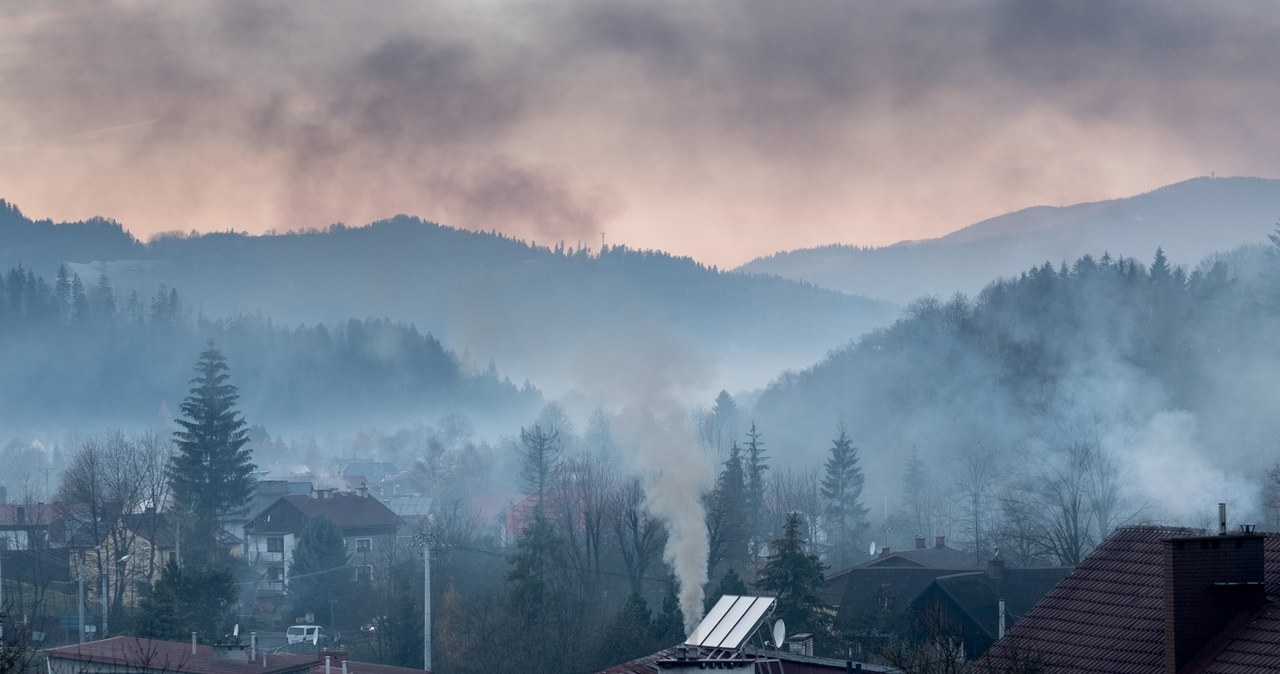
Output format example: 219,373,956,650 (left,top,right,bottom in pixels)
619,406,715,633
